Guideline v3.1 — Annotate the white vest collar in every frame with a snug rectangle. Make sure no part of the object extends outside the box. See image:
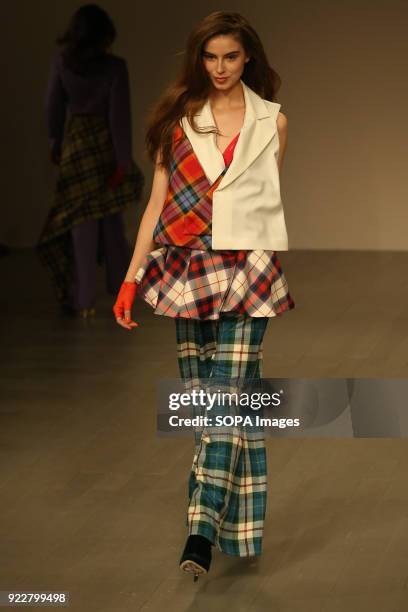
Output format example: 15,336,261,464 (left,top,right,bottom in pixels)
180,79,280,189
